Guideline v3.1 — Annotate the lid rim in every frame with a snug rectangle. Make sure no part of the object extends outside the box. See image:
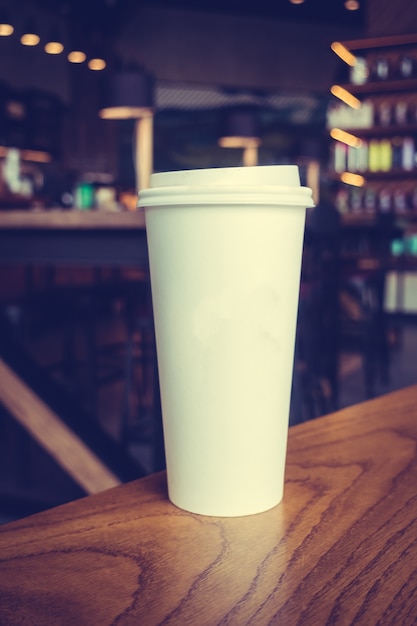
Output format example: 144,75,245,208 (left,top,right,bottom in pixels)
138,191,314,208
138,166,314,208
